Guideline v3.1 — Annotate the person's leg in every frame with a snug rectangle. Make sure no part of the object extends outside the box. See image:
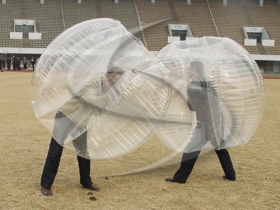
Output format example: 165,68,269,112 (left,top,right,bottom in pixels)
41,137,64,189
215,149,236,181
52,111,77,146
40,112,75,195
77,155,99,190
206,120,236,181
73,131,99,190
169,150,201,183
73,131,91,186
77,156,92,186
72,131,89,158
166,122,206,183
